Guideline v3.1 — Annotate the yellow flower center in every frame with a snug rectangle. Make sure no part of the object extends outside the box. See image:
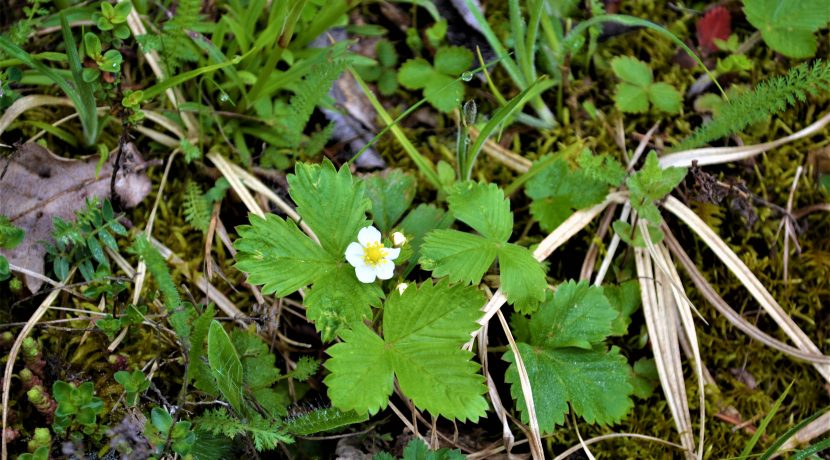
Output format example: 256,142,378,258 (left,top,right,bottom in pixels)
363,241,388,267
